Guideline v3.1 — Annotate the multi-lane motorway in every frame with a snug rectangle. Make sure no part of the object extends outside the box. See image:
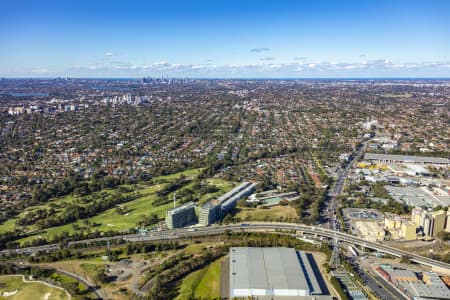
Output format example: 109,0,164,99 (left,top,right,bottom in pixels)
5,222,450,271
